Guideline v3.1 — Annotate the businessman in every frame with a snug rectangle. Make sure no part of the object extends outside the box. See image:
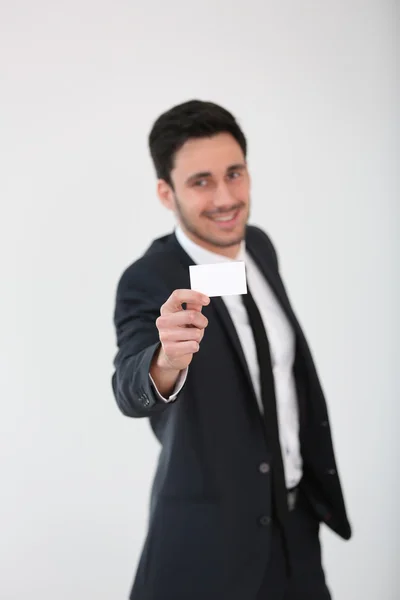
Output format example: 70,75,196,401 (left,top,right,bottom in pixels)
112,100,351,600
